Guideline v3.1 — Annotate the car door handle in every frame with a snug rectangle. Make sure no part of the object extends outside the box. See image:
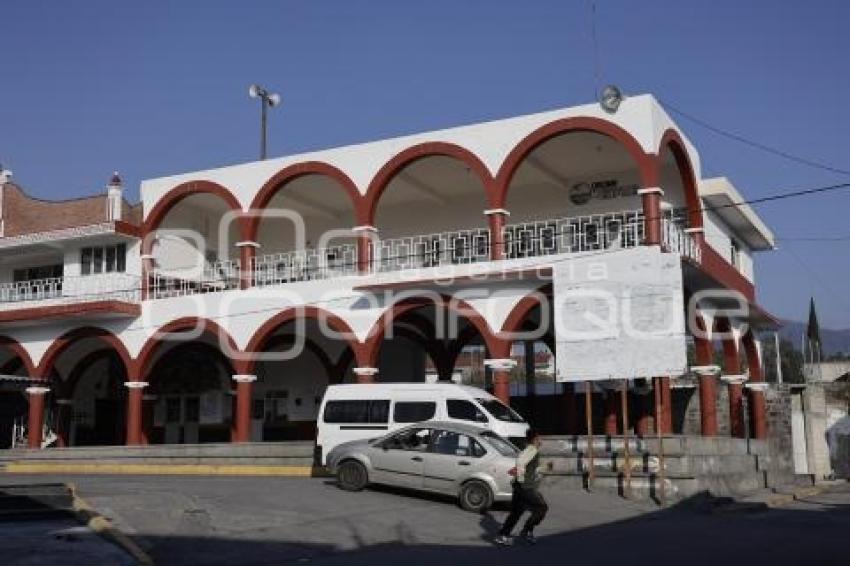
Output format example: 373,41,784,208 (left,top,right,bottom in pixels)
411,456,423,462
458,461,471,466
